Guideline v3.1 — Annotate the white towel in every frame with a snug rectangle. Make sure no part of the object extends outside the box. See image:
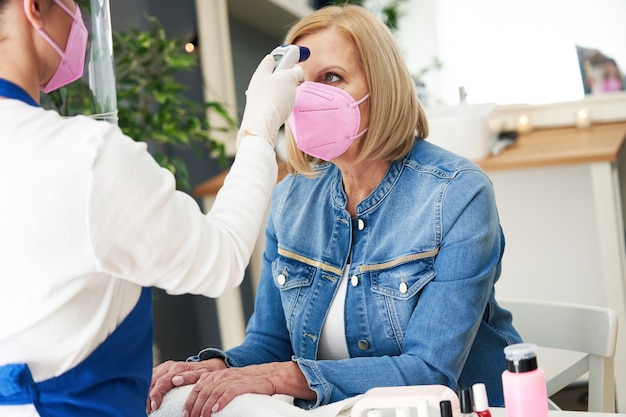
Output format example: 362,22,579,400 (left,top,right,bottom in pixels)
149,385,361,417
